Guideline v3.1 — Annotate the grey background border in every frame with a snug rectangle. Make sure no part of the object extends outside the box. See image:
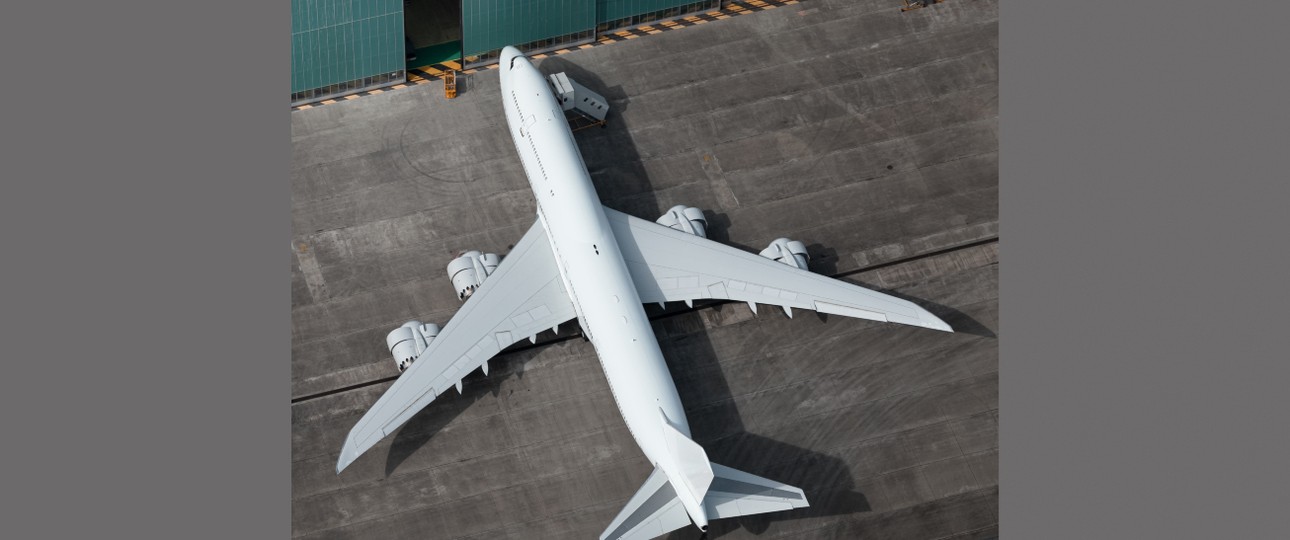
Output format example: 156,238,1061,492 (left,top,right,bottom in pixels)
1,0,1287,537
1,1,289,537
1003,1,1290,537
